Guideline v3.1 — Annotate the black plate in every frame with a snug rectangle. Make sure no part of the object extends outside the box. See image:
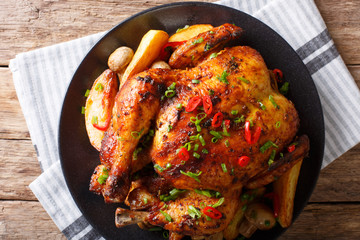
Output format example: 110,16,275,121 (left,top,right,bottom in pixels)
59,2,324,239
